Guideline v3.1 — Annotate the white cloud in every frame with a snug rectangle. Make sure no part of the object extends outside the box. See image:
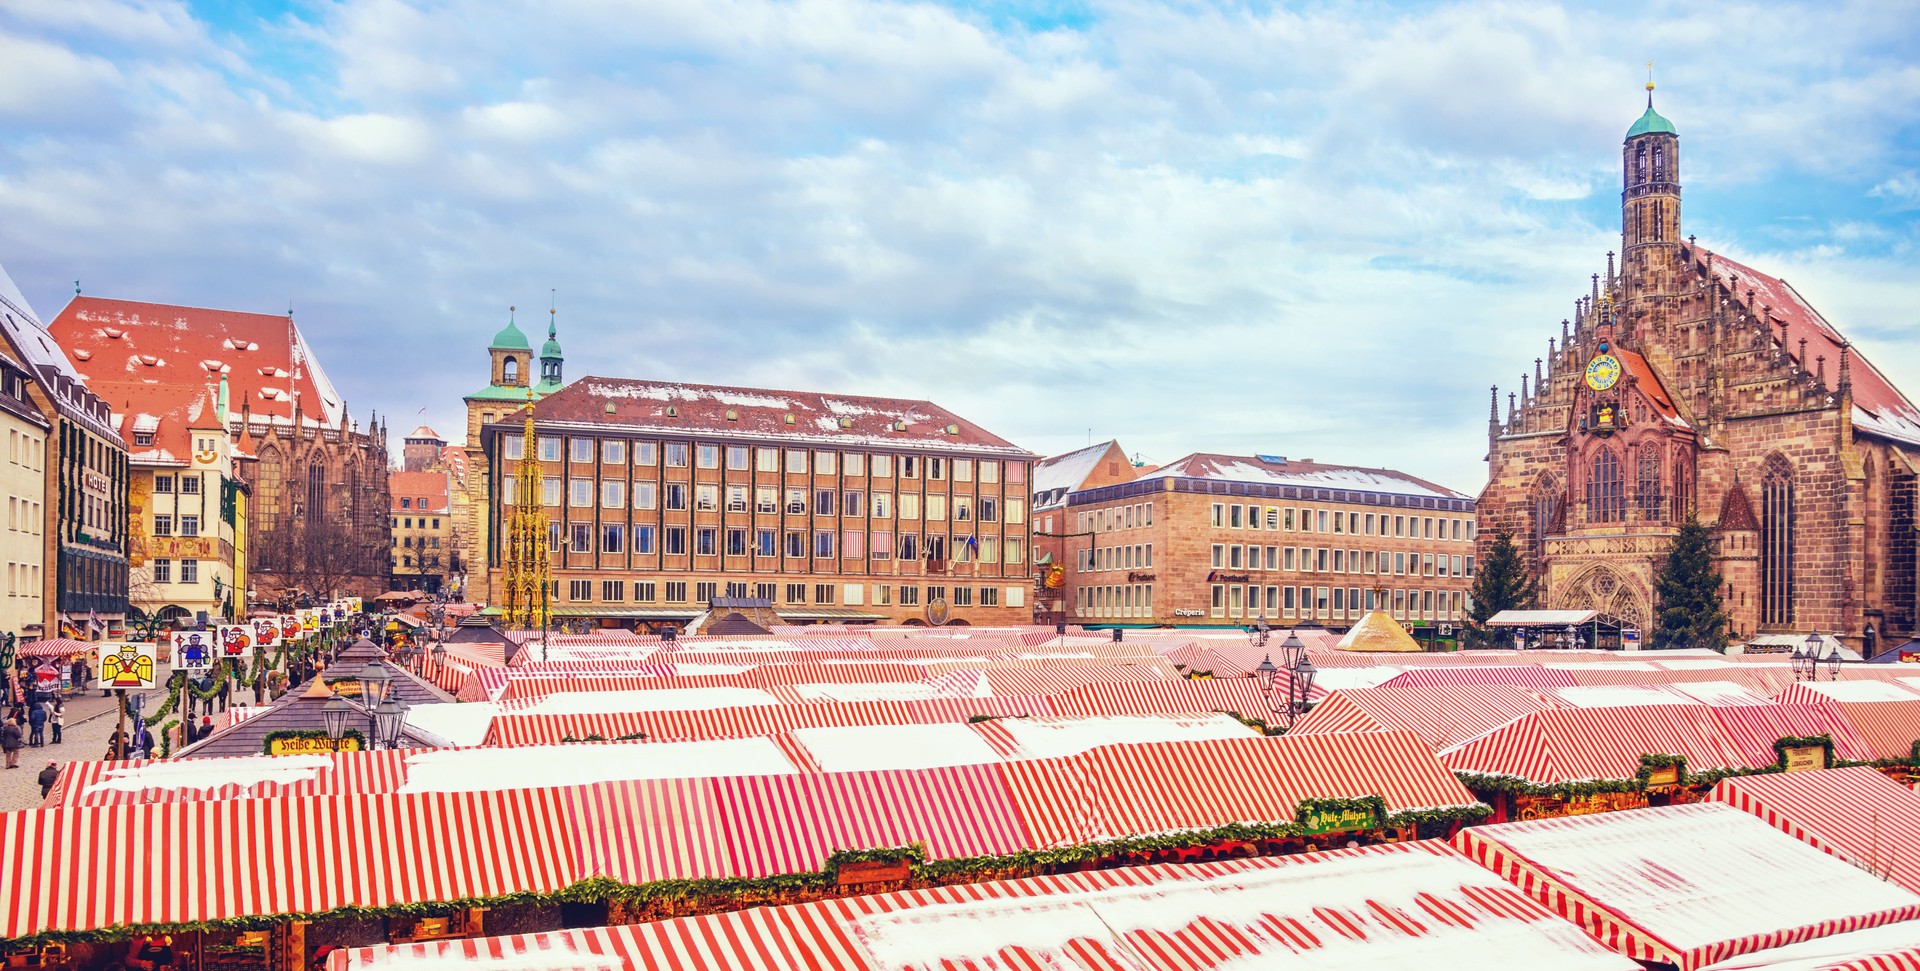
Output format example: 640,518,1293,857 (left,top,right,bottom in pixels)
0,0,1916,495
